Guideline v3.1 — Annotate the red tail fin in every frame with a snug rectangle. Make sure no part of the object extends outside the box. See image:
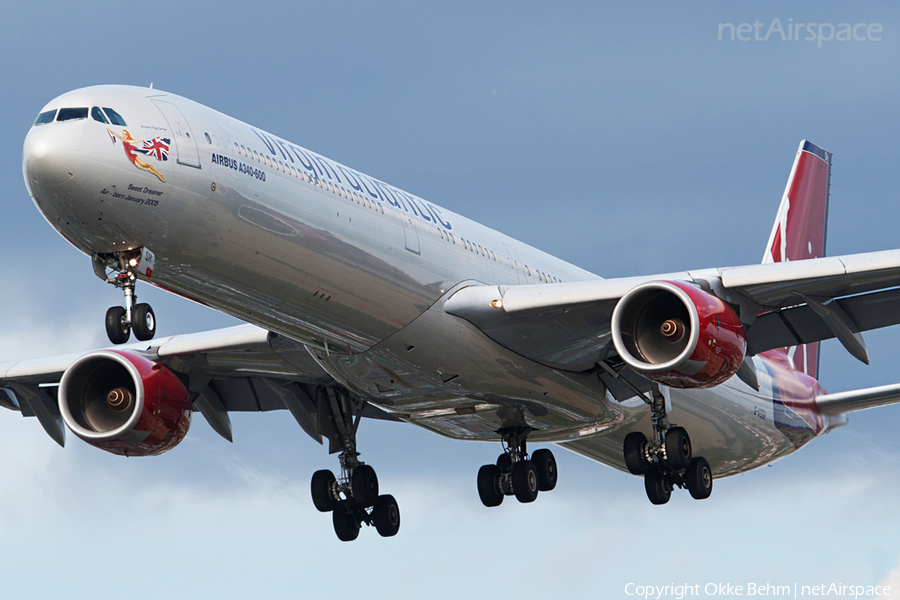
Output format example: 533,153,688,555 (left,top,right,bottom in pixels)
762,140,832,378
